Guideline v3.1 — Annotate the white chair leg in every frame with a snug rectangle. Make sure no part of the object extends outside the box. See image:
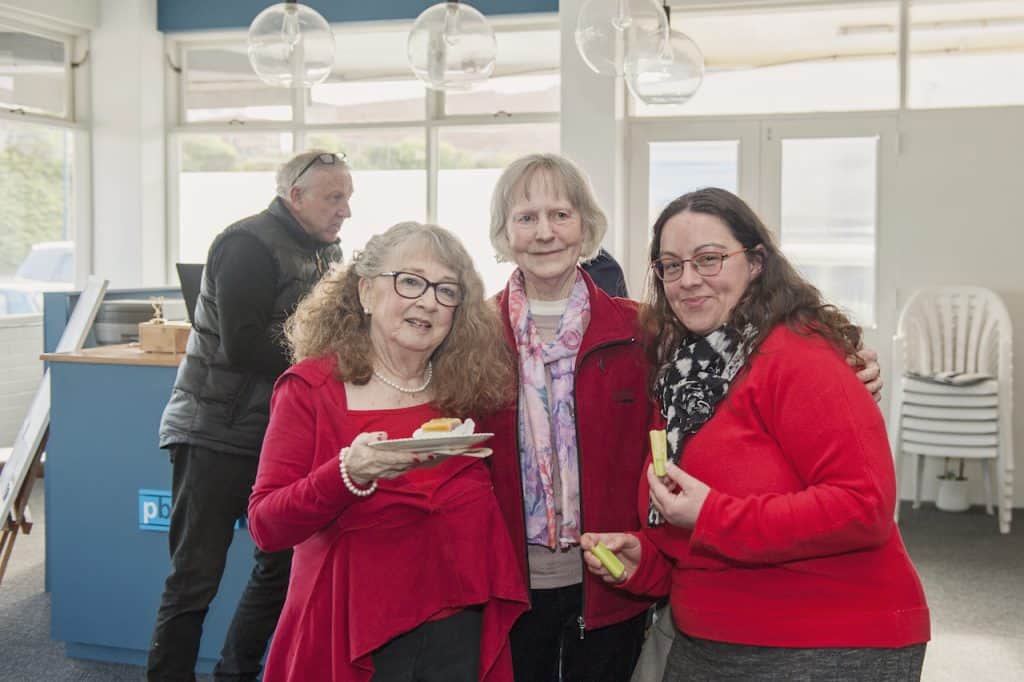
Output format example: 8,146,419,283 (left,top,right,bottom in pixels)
913,454,924,510
894,449,903,523
982,460,995,515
